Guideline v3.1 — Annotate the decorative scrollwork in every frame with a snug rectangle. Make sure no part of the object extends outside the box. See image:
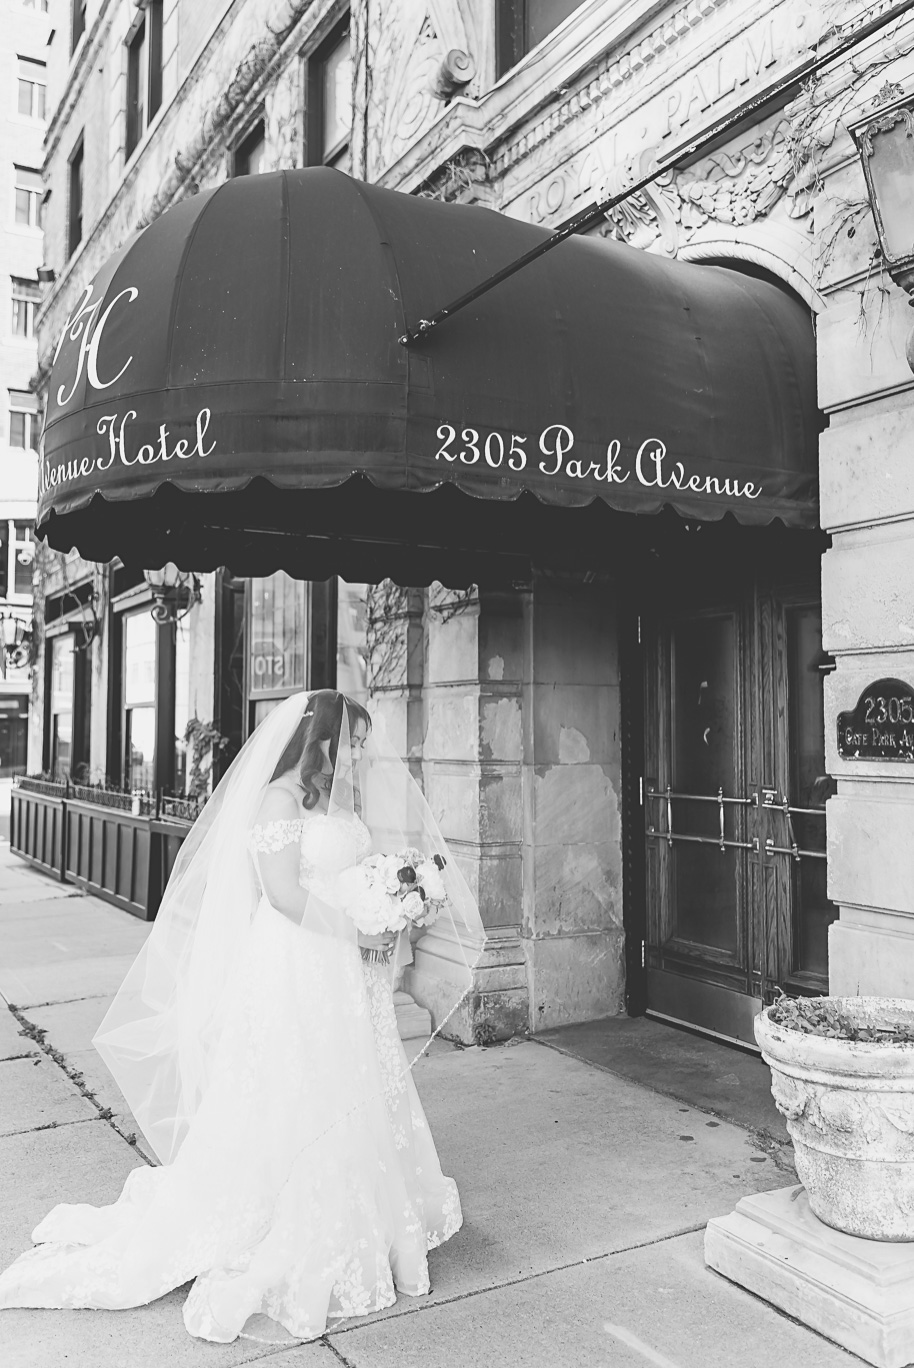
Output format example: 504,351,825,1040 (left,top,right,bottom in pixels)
857,105,914,159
